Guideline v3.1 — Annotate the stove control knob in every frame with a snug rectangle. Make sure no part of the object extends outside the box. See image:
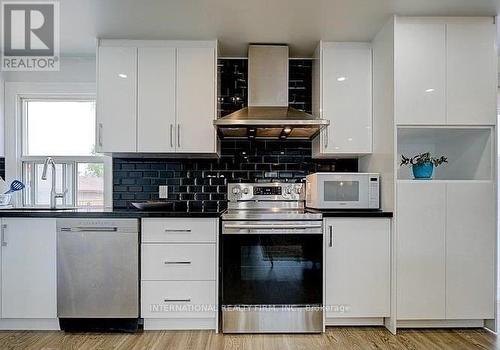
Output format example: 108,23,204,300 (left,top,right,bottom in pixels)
294,187,302,194
284,187,292,195
232,187,241,195
242,187,249,194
